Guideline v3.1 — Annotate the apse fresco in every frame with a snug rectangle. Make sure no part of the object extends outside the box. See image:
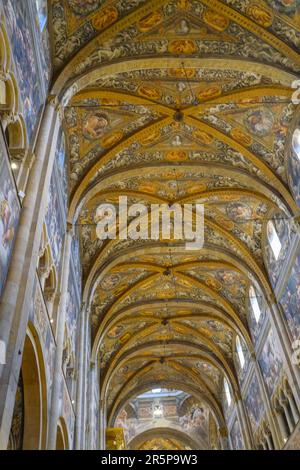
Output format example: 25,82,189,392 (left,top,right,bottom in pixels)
4,0,45,143
230,418,244,450
258,329,283,397
115,391,210,449
0,132,20,296
280,252,300,341
245,373,264,432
